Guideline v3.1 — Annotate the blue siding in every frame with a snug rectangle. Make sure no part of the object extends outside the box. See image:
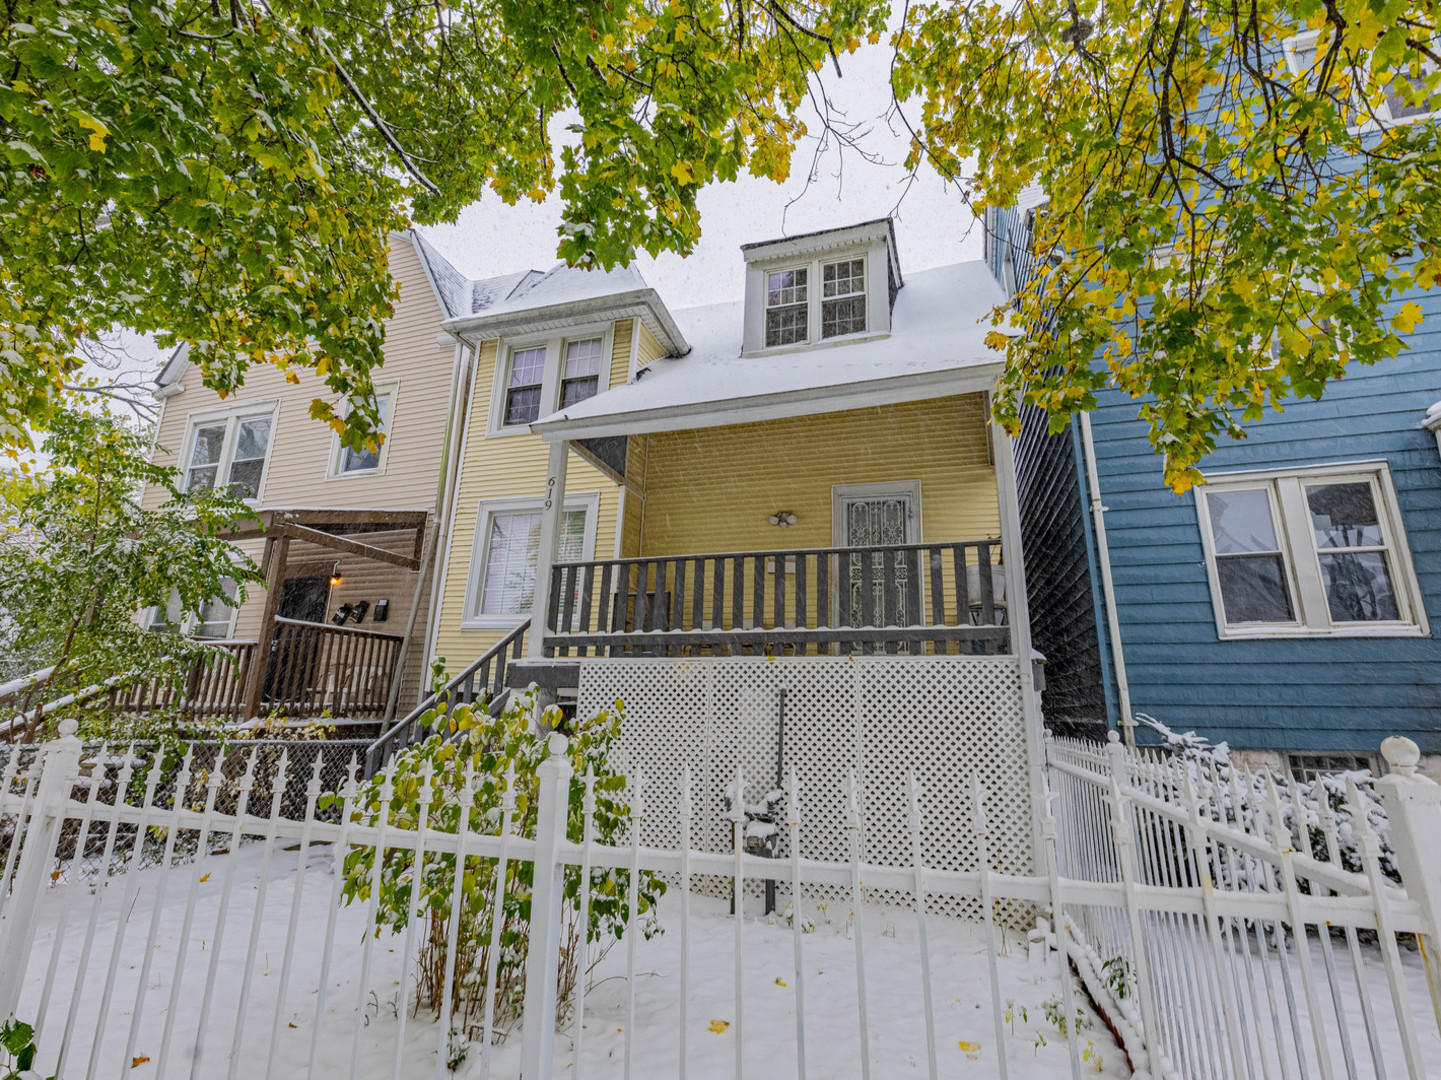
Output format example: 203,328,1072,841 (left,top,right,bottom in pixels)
1087,277,1441,753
